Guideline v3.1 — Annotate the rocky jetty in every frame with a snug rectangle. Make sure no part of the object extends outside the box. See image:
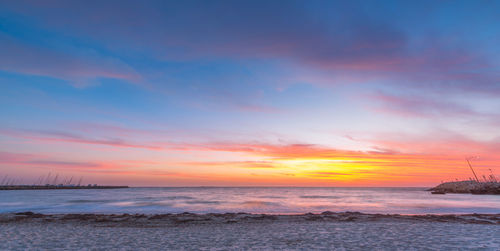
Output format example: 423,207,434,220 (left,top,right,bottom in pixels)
429,181,500,195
